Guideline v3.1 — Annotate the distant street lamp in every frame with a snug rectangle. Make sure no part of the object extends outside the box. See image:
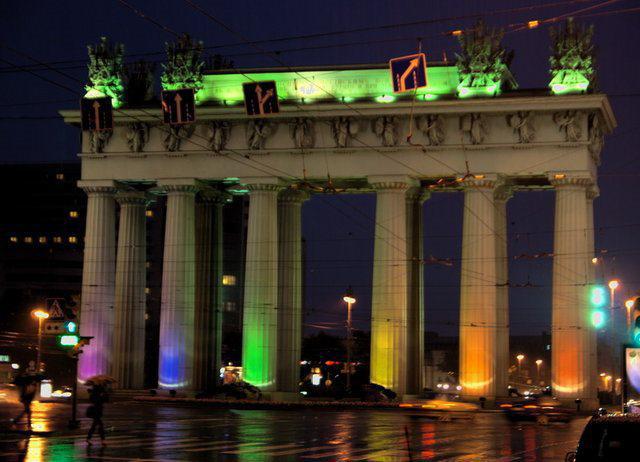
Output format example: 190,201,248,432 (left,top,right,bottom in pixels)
32,309,49,372
608,280,620,310
516,354,525,373
535,359,543,383
625,299,636,336
343,287,356,391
